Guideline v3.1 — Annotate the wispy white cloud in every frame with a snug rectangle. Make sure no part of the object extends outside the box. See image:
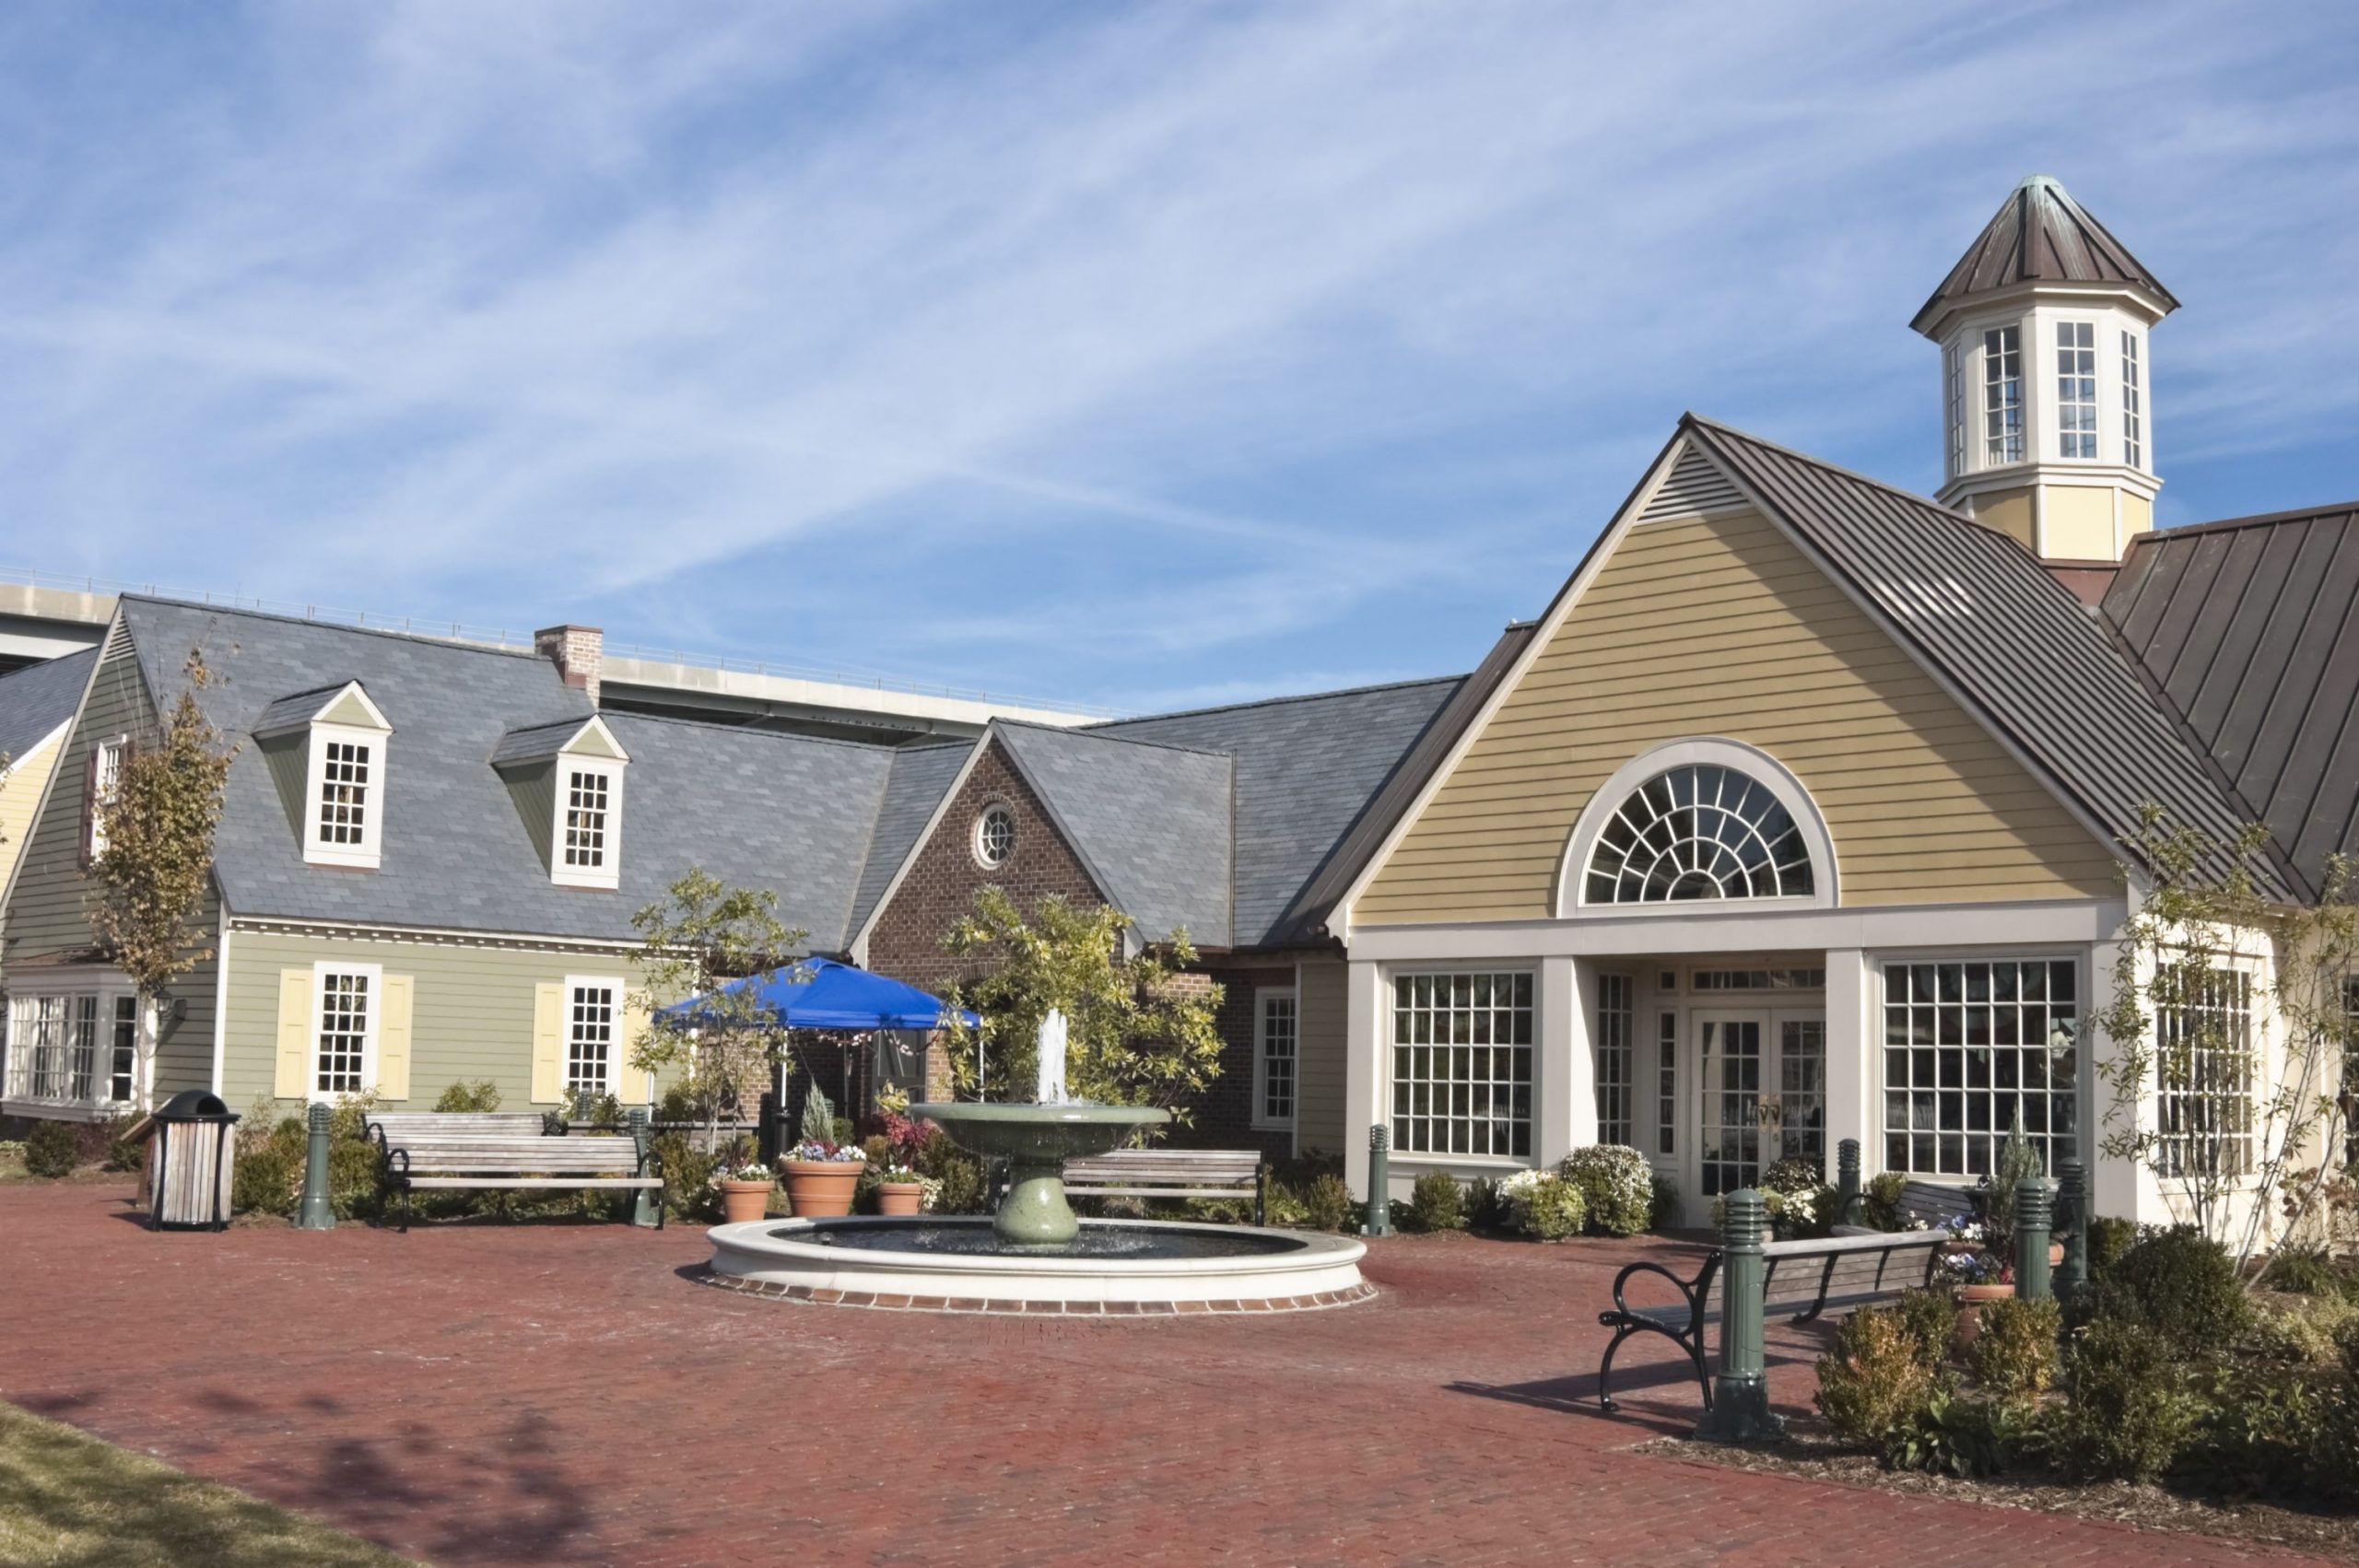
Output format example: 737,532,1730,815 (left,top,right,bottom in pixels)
0,0,2352,706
